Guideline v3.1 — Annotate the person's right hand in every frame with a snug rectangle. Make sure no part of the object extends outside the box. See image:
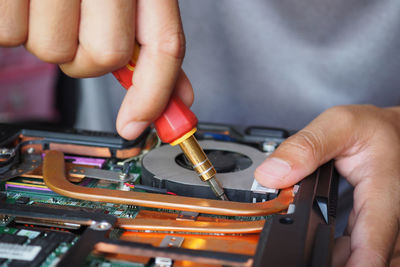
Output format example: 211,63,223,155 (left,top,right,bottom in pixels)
0,0,194,139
